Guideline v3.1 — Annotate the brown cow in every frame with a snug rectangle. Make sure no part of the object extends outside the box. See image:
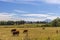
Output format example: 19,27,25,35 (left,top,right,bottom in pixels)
12,31,19,36
11,29,19,36
11,29,16,32
56,30,58,34
23,30,28,33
